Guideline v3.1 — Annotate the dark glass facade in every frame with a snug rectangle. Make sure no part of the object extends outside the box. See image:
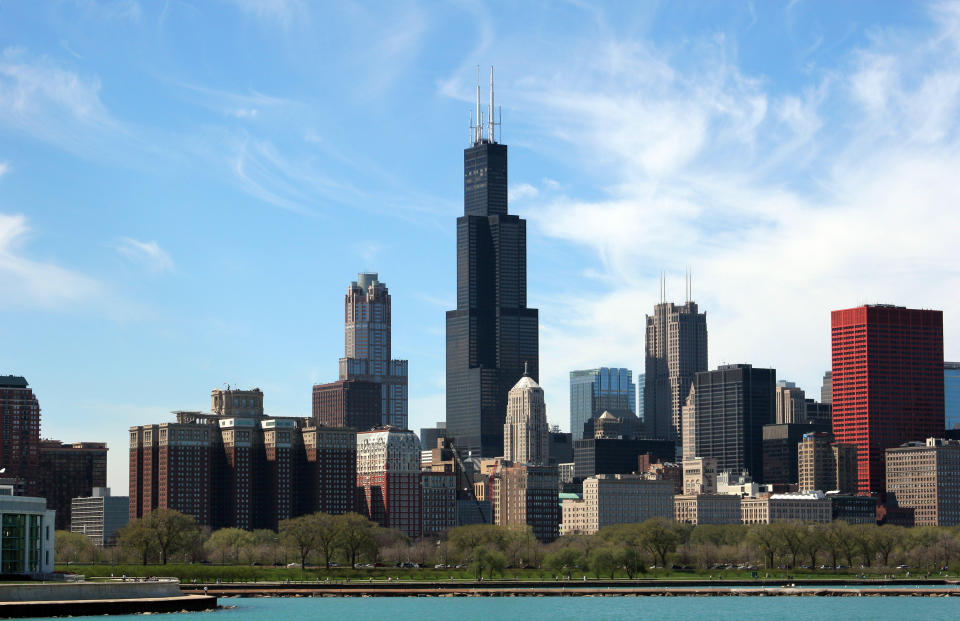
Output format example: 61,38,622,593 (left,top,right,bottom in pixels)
446,138,538,458
573,438,675,480
761,422,830,485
